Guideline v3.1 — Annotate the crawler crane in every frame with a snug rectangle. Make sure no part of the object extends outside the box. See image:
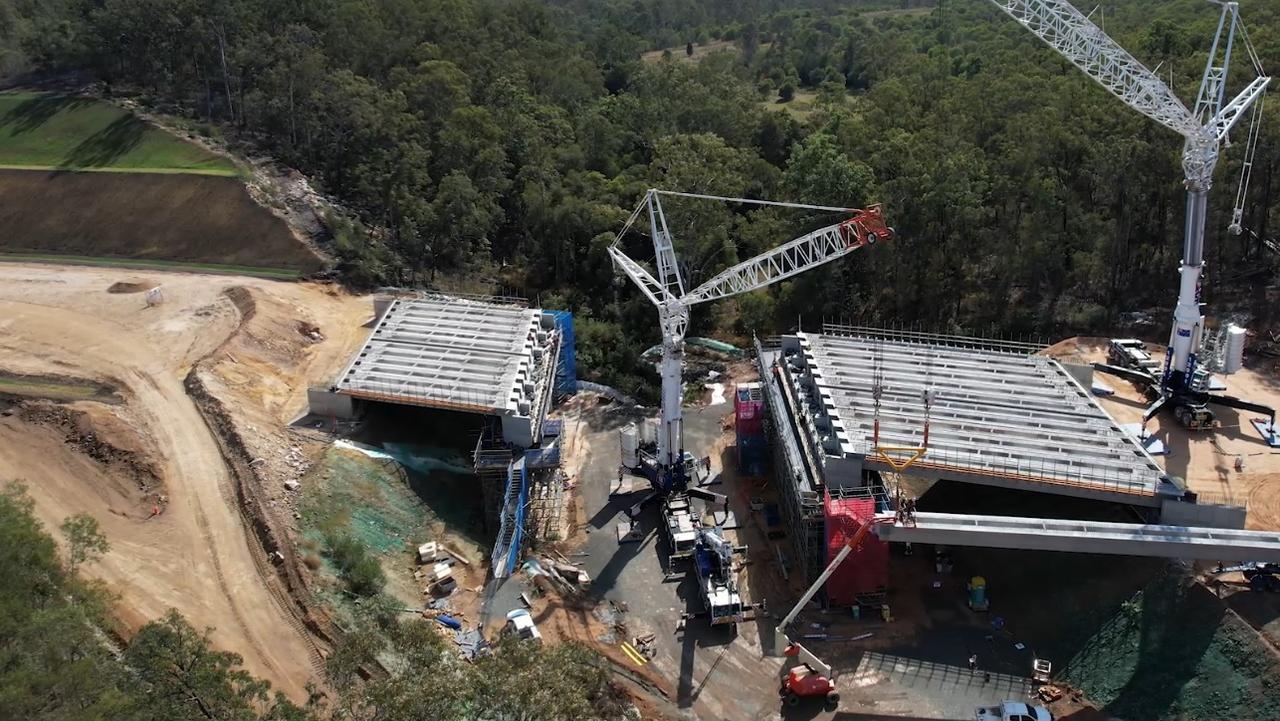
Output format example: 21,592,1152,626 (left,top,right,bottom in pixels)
609,190,894,624
987,0,1276,435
